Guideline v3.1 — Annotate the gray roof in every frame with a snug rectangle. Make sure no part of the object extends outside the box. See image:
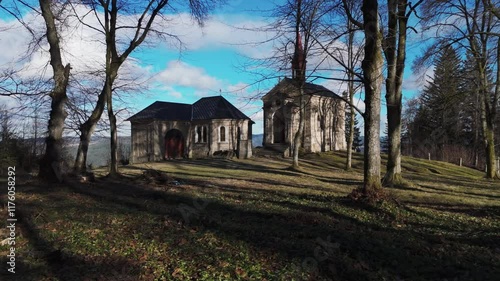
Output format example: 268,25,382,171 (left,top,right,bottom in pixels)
127,101,192,121
127,96,251,122
192,96,249,120
263,77,340,100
